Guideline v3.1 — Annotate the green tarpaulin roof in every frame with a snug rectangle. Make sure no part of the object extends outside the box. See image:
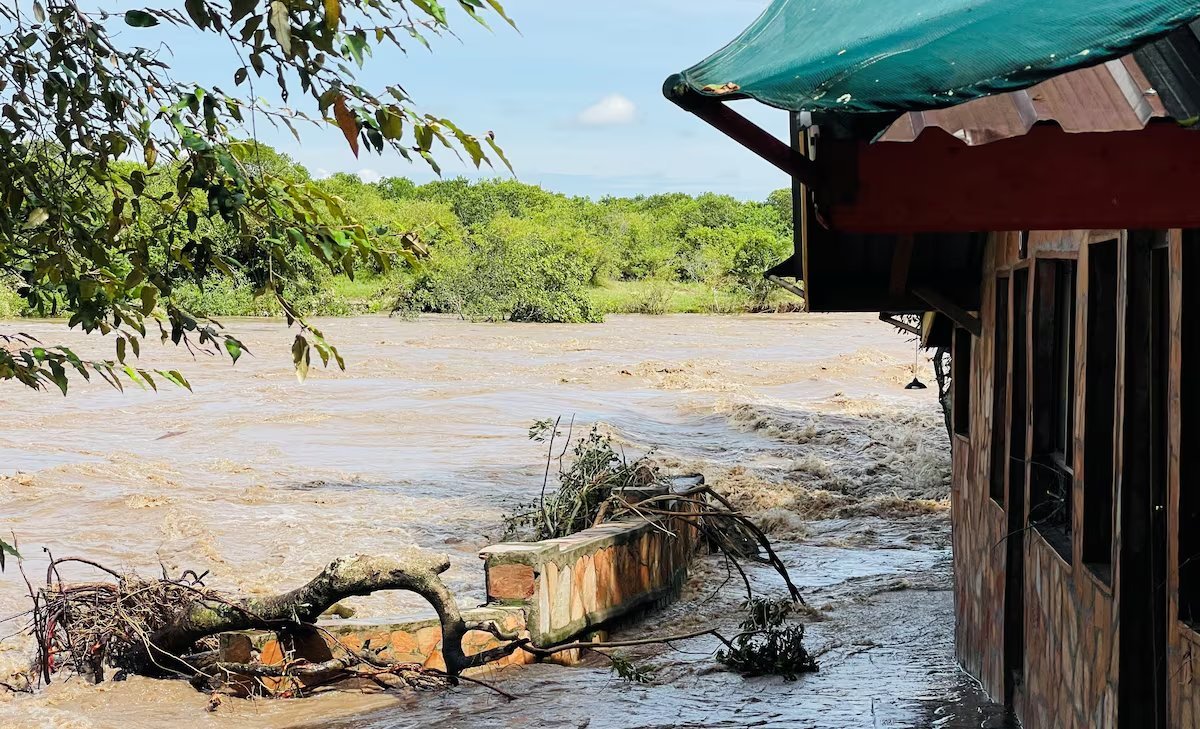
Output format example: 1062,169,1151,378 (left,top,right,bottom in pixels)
674,0,1200,114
